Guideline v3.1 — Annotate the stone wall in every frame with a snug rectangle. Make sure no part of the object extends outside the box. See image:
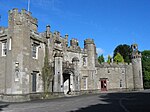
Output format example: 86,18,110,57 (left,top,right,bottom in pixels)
96,63,134,90
0,40,6,93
